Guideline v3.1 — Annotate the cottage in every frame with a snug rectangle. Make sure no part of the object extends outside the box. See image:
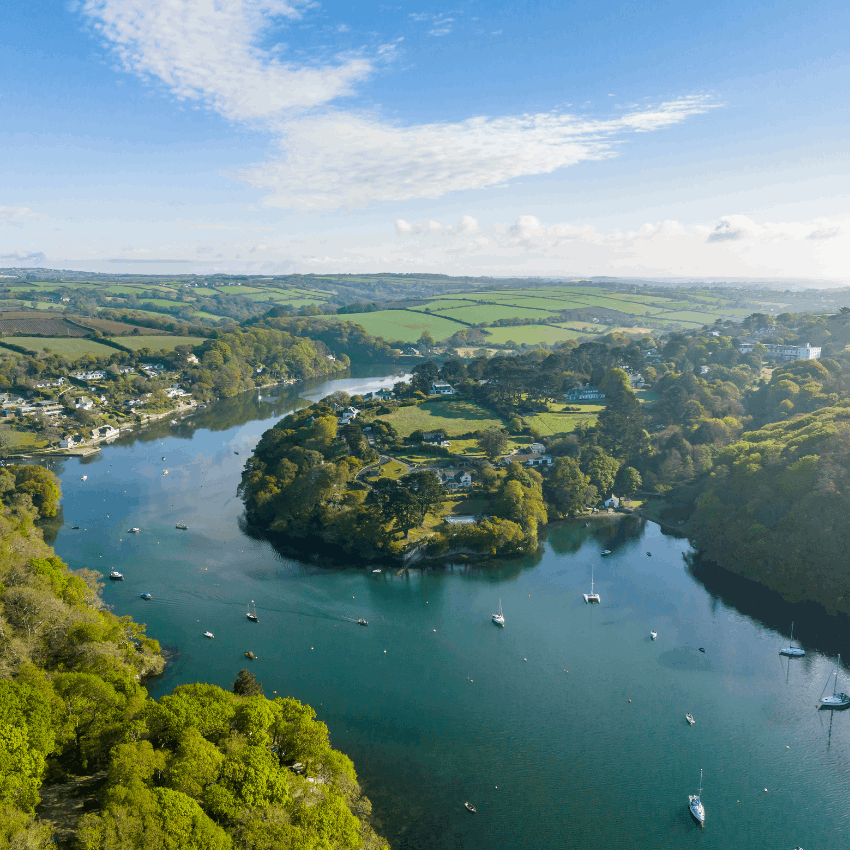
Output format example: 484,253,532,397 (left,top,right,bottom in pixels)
91,425,119,441
339,406,360,424
603,494,620,509
34,377,66,389
431,381,455,396
530,442,546,454
118,366,136,374
402,347,420,356
364,388,394,401
165,387,189,399
75,397,94,410
186,354,199,365
59,434,85,448
35,402,63,416
71,370,107,382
